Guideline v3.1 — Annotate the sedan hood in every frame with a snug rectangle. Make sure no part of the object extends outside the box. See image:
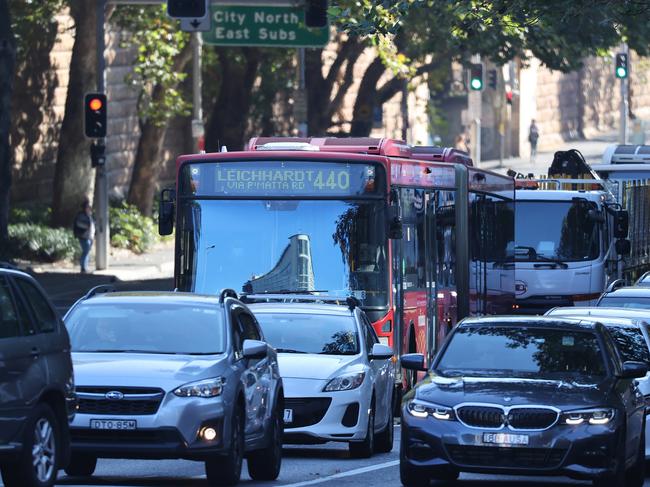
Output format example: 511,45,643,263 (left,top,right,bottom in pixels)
278,354,359,380
72,352,227,391
416,373,614,410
